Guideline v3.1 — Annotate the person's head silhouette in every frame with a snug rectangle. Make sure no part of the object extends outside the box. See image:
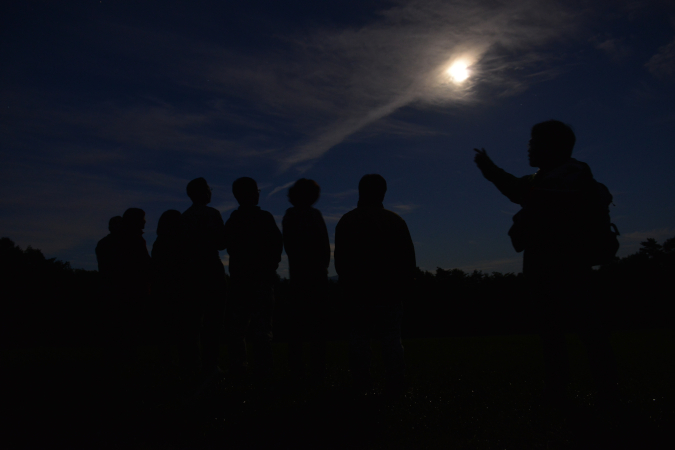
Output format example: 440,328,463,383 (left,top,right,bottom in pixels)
528,120,576,169
157,210,182,237
232,177,259,207
108,216,123,234
358,174,387,205
288,178,320,208
186,177,212,206
123,208,146,233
